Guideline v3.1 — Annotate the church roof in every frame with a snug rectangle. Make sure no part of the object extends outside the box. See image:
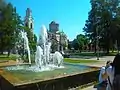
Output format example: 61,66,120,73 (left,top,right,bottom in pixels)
50,21,58,24
27,8,31,12
51,21,55,24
